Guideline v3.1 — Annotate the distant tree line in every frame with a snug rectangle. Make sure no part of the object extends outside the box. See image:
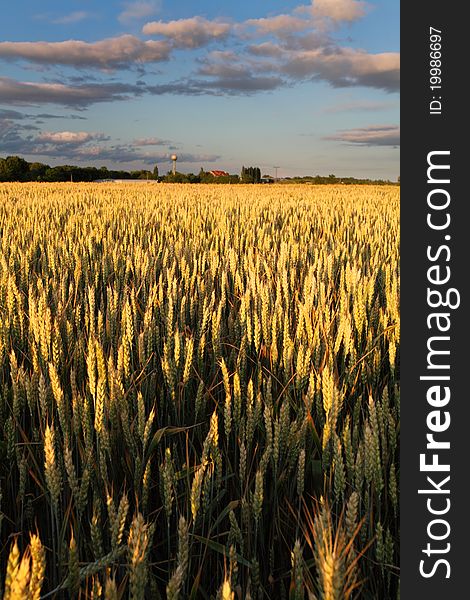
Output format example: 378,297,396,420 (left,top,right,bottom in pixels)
0,157,245,184
282,174,399,185
0,156,155,182
0,155,397,184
